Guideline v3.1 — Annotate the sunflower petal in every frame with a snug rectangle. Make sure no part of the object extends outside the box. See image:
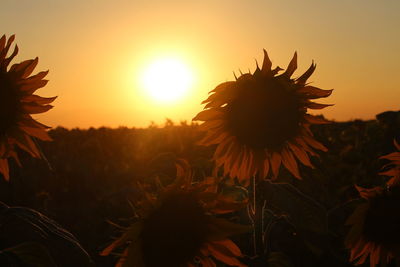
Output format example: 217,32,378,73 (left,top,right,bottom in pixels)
198,128,229,146
295,137,318,156
19,79,49,94
229,146,245,179
0,35,6,52
18,116,51,129
9,150,22,166
22,95,57,105
206,241,246,267
299,86,333,99
214,136,235,161
0,35,14,61
0,142,5,157
193,108,224,121
236,148,251,183
261,49,272,75
209,81,236,94
10,57,39,78
211,196,247,214
22,103,53,114
379,169,399,177
100,222,142,256
304,114,330,124
19,126,52,141
270,152,282,179
261,154,270,179
296,62,316,85
354,185,383,199
307,101,333,109
204,99,227,109
2,45,18,69
13,132,41,158
0,159,10,181
394,139,400,150
288,142,313,168
303,135,327,152
379,152,400,161
283,52,297,78
281,147,301,179
20,70,48,83
242,148,254,181
5,34,15,51
199,256,216,267
210,239,242,257
198,120,224,131
223,142,241,177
